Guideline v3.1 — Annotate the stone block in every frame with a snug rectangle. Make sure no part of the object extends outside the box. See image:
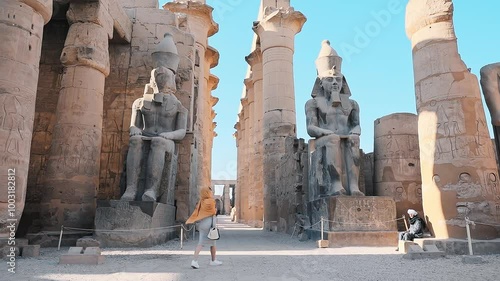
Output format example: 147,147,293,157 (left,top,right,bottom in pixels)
68,247,84,254
84,247,101,255
398,240,416,254
59,254,105,265
21,245,40,257
317,240,329,248
327,231,398,247
16,239,29,247
1,246,20,260
76,237,101,249
403,244,446,260
308,196,397,233
94,201,177,247
462,256,486,264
